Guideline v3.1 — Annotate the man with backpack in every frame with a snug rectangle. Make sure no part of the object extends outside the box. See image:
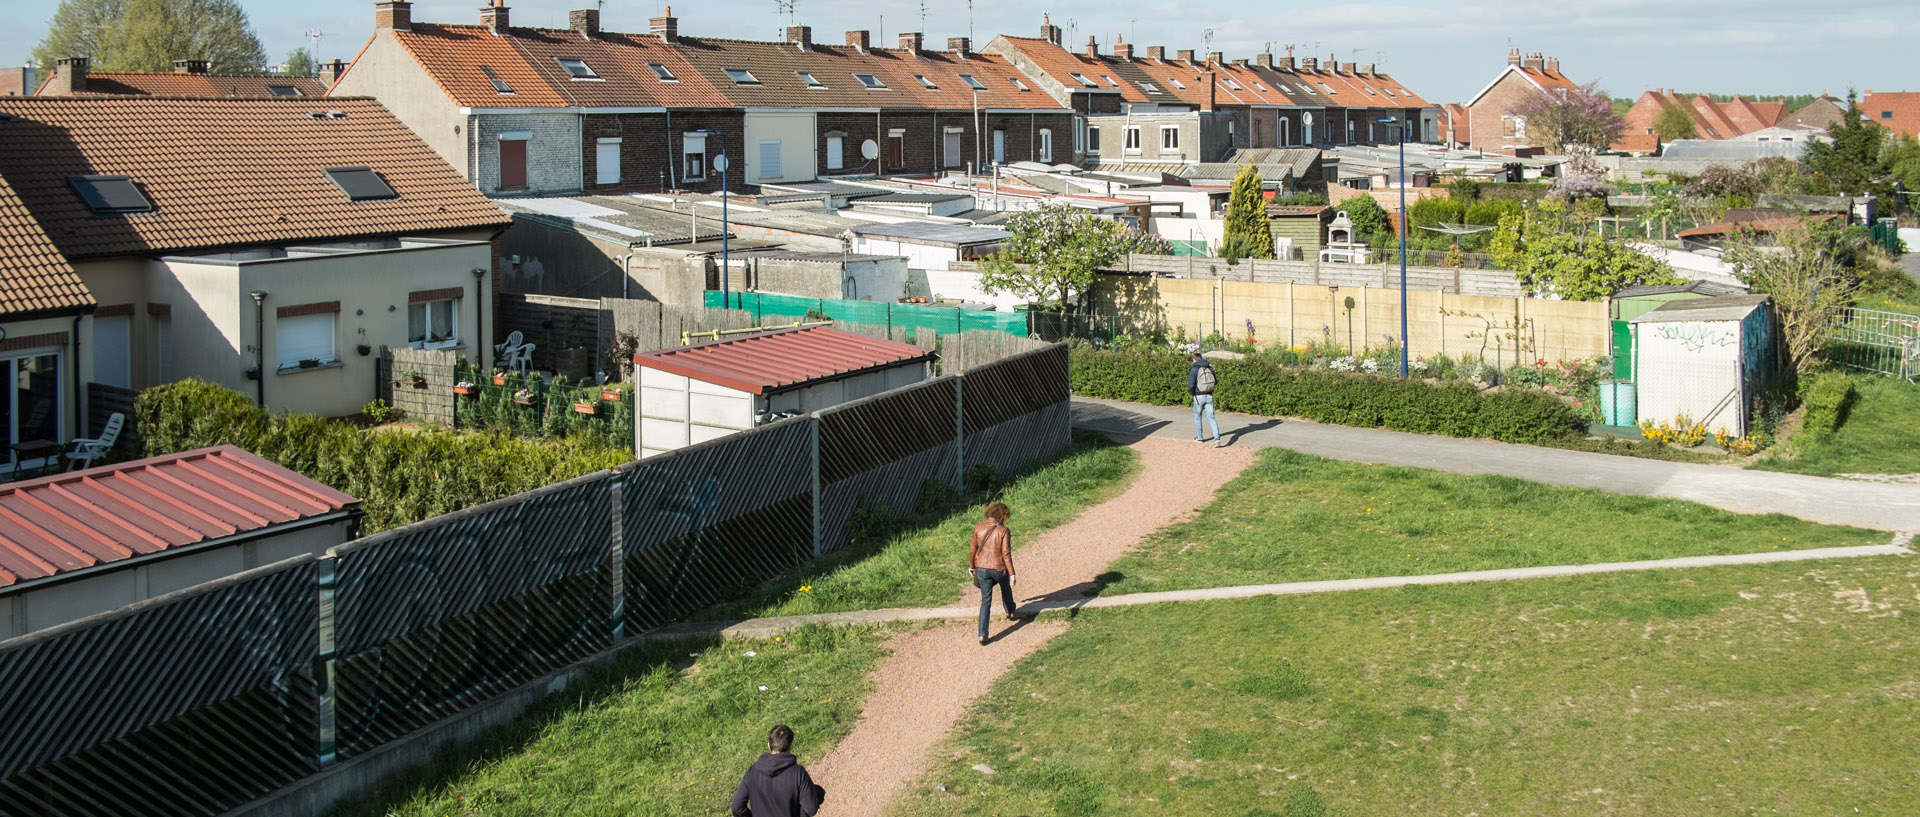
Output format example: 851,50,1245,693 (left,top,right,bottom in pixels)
731,724,825,817
1189,352,1223,447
